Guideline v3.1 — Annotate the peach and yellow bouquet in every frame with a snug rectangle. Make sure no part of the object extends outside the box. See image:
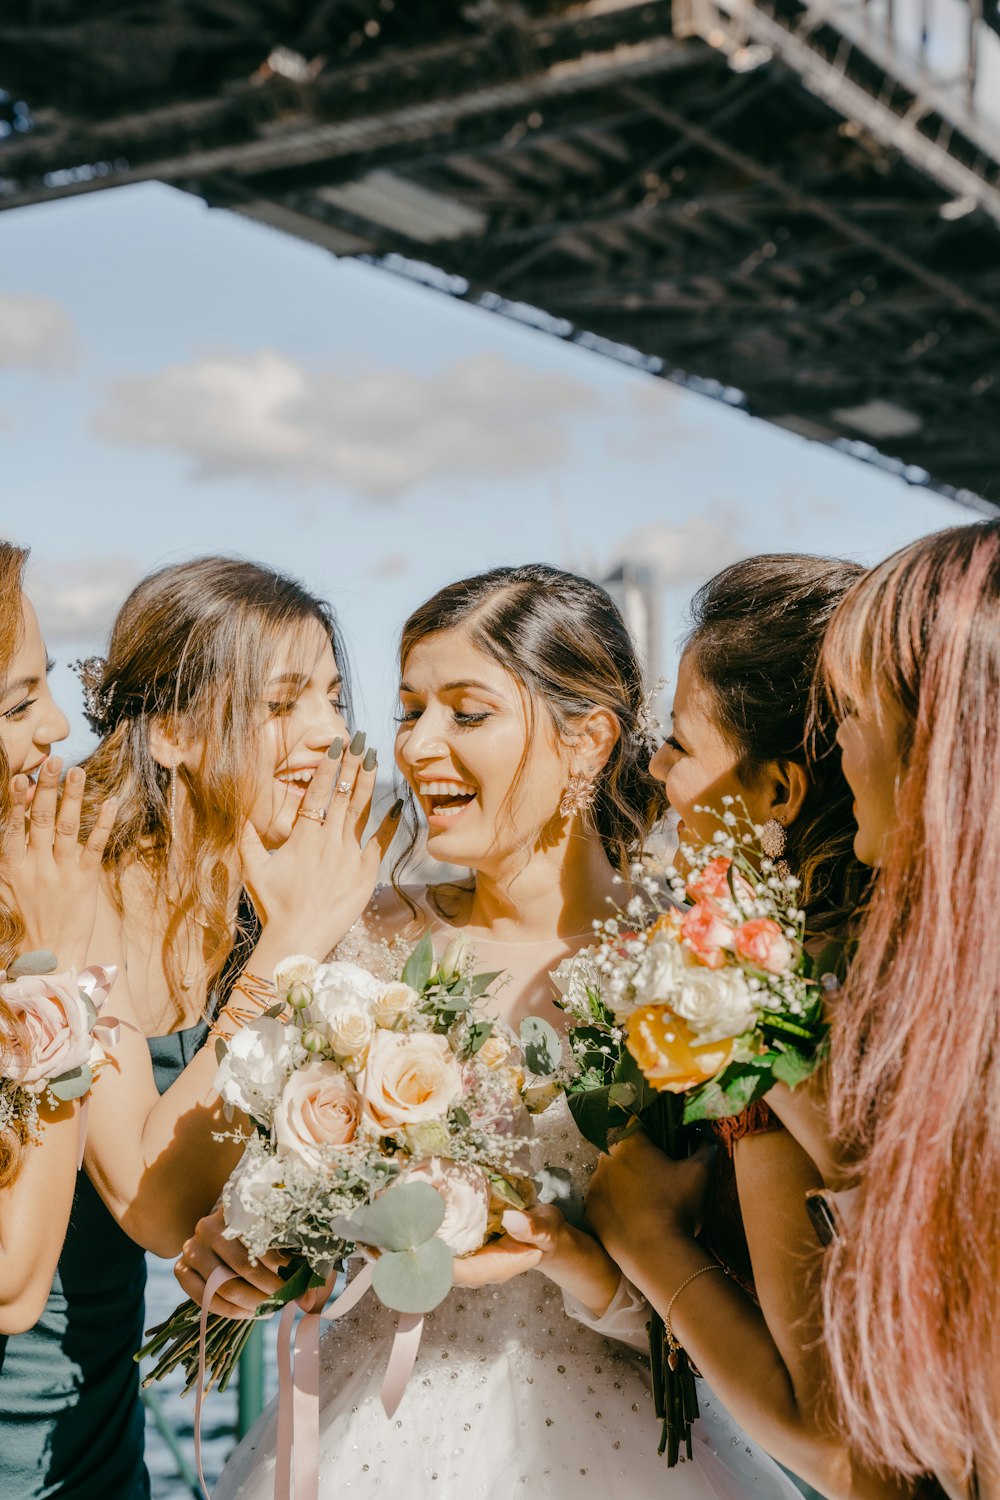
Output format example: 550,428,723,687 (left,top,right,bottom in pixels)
138,934,543,1396
545,802,830,1464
